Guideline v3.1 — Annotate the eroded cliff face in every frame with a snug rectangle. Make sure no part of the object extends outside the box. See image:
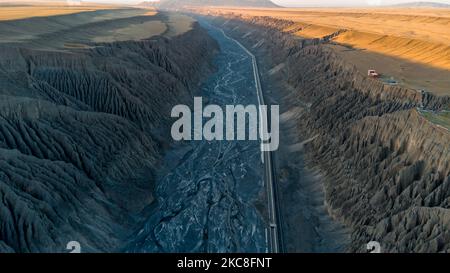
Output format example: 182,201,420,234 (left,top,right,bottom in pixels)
209,15,450,252
0,23,218,252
